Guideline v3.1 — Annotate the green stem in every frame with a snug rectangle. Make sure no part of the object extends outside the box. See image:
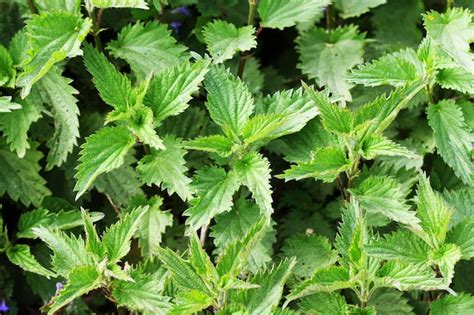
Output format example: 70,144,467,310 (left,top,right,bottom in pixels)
27,0,38,14
425,85,435,104
326,4,335,30
447,0,454,10
88,8,103,51
237,0,258,78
